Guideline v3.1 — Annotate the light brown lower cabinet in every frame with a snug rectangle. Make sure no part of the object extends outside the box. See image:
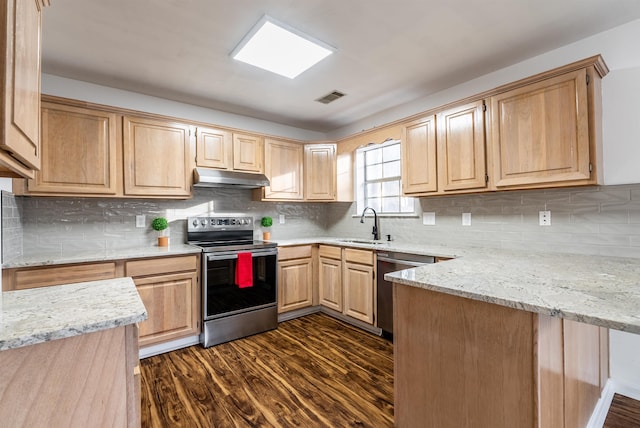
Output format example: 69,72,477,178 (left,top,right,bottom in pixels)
0,324,140,427
394,284,608,428
2,254,201,350
125,255,200,347
277,245,314,313
318,245,343,312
